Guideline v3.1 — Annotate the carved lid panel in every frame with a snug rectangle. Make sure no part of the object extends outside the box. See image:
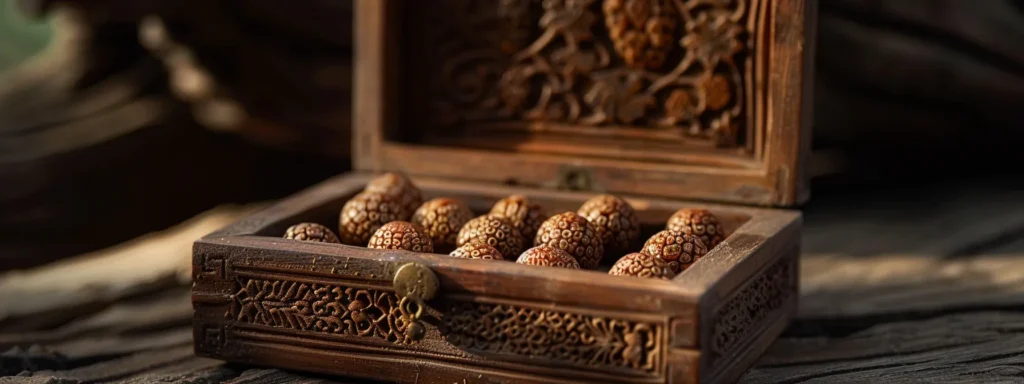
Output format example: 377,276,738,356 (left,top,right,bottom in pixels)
354,0,815,207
